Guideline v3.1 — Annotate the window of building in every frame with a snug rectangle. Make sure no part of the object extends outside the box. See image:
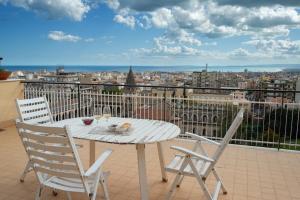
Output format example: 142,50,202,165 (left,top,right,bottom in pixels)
213,116,218,123
193,128,197,133
202,115,207,122
193,114,198,121
202,129,206,136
